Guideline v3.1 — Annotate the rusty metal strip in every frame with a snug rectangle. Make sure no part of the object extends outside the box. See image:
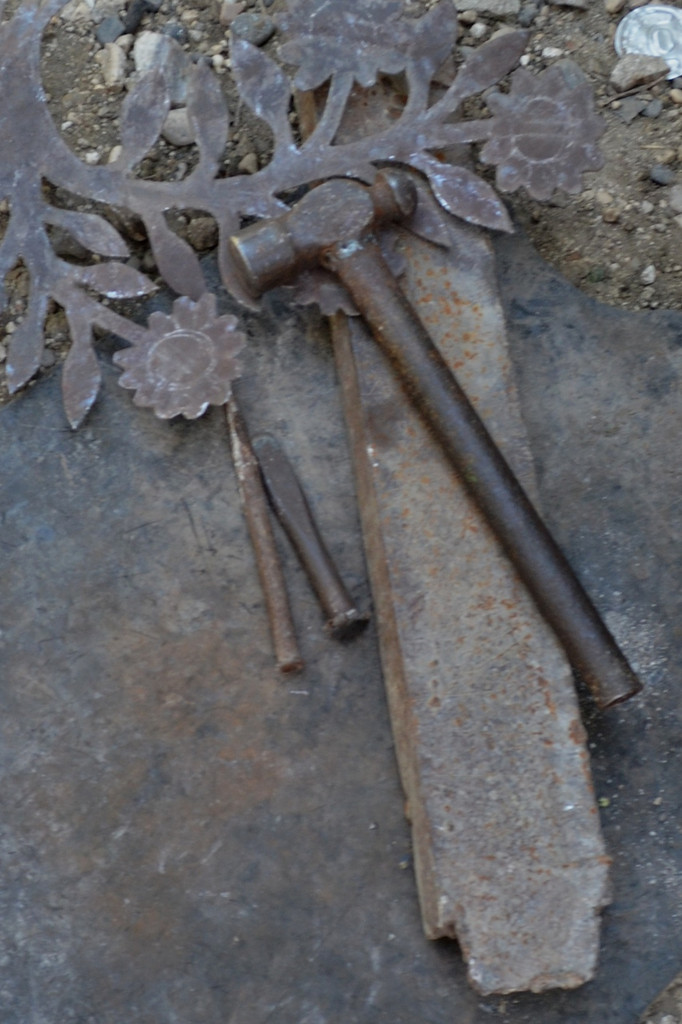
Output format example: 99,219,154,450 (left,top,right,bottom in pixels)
329,218,611,995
